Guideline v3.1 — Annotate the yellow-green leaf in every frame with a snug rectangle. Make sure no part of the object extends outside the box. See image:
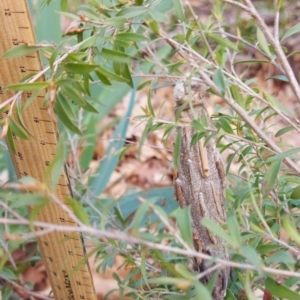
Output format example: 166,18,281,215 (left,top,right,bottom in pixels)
265,277,300,299
257,27,272,56
261,159,281,197
66,197,90,226
2,45,41,59
5,82,49,91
